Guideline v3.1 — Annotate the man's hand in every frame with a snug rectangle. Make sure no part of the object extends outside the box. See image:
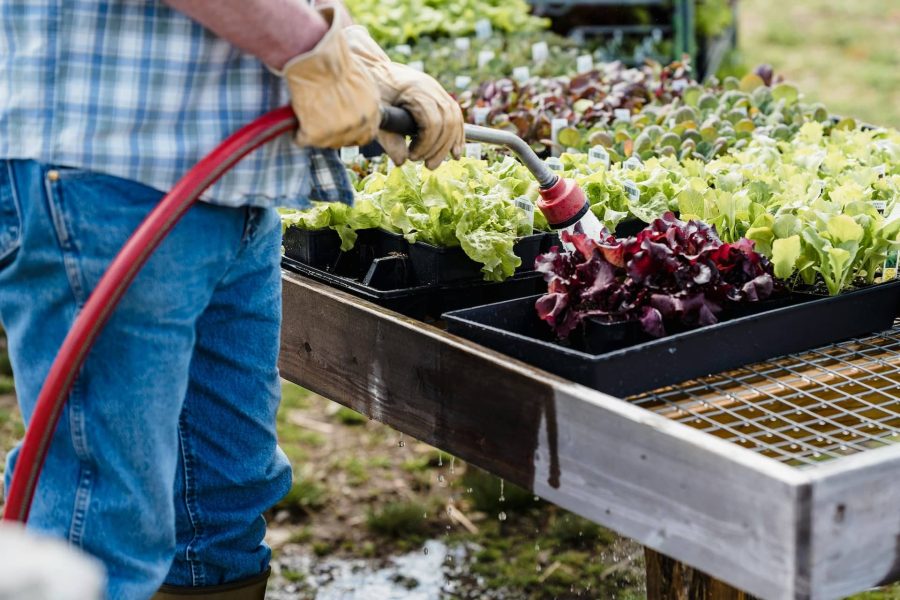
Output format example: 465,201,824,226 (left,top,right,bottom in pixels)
280,8,381,148
344,27,465,170
163,1,382,149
